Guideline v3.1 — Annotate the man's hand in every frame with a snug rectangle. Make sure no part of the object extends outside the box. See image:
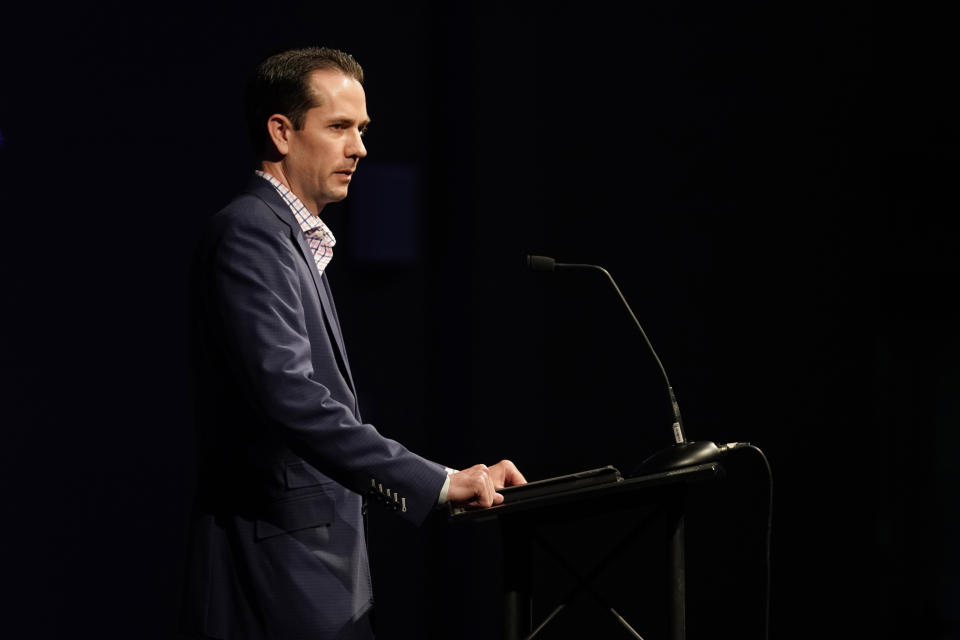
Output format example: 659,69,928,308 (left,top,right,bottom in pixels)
447,460,527,509
487,459,526,490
